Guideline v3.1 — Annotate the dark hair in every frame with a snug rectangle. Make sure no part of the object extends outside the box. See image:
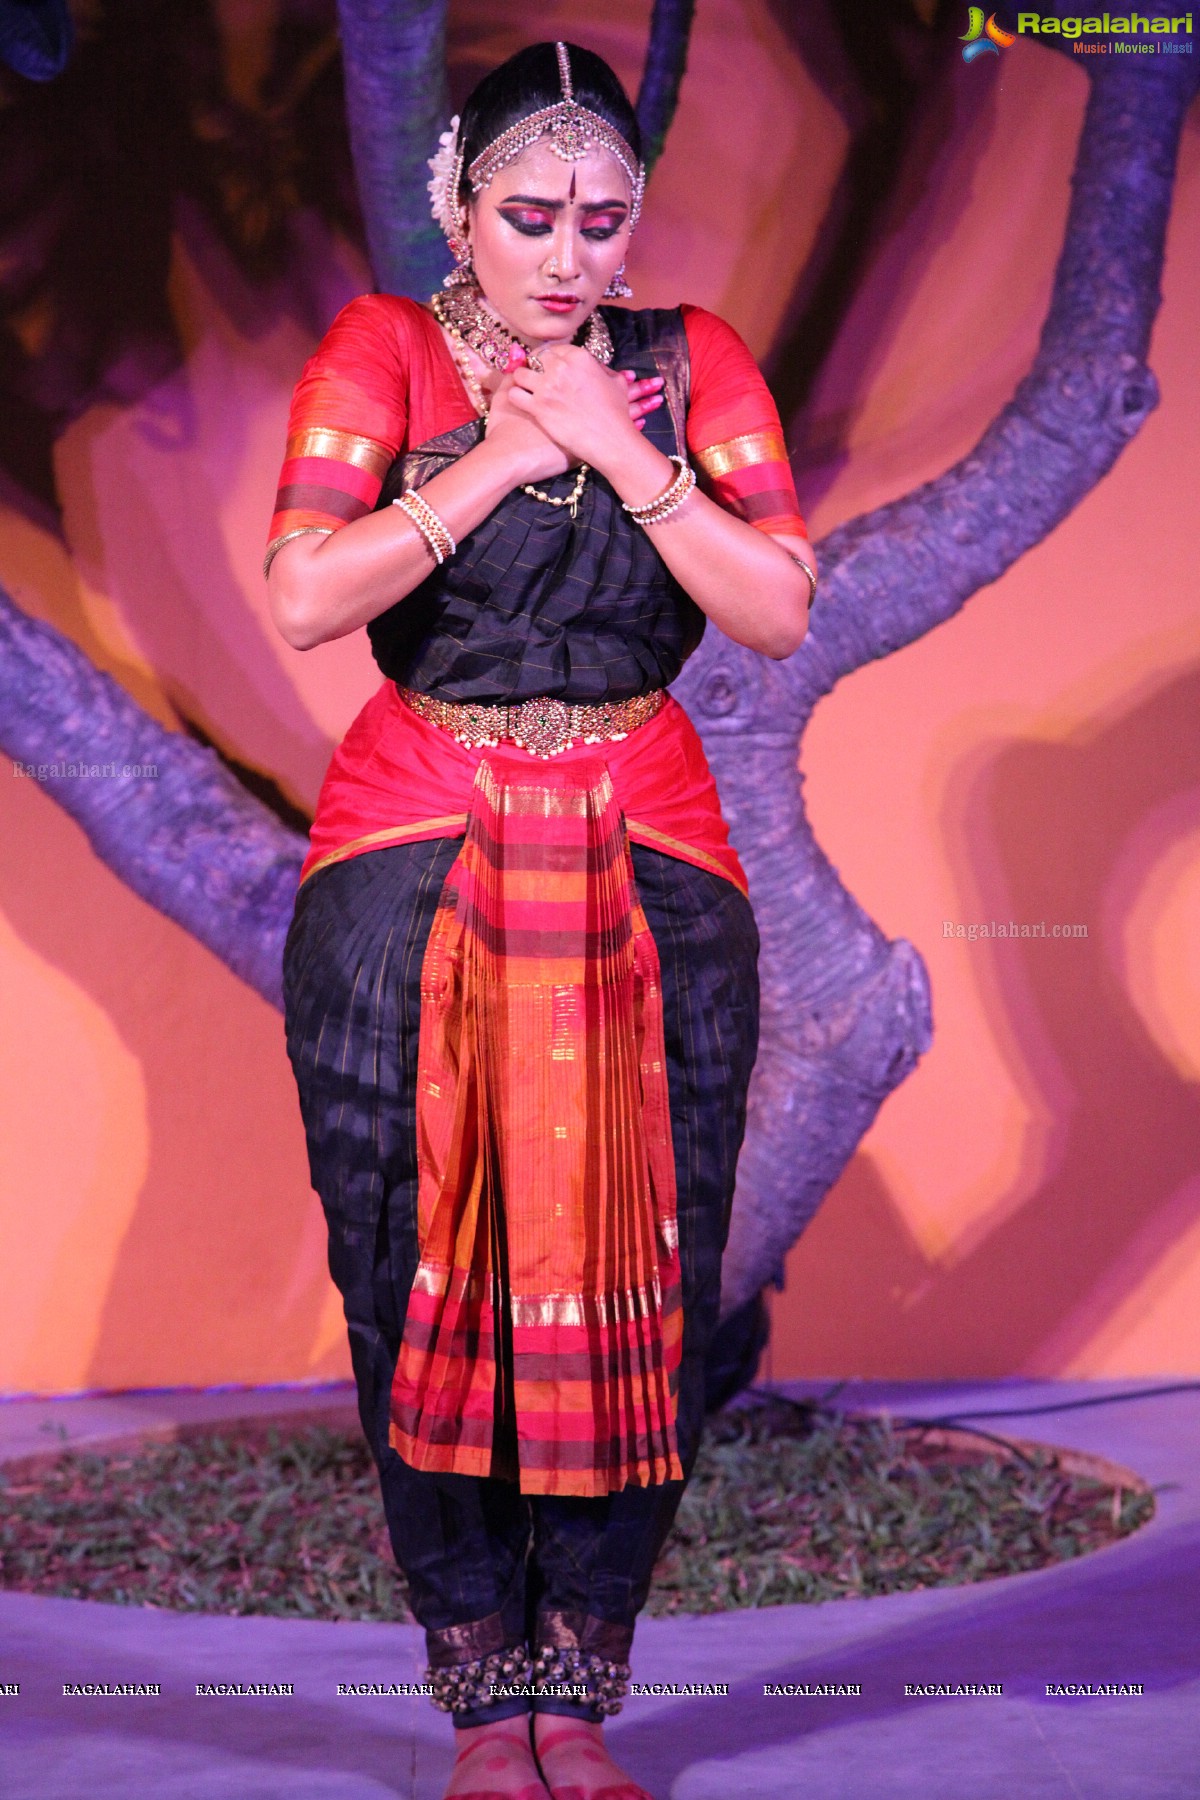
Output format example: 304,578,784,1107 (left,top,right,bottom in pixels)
457,41,641,204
